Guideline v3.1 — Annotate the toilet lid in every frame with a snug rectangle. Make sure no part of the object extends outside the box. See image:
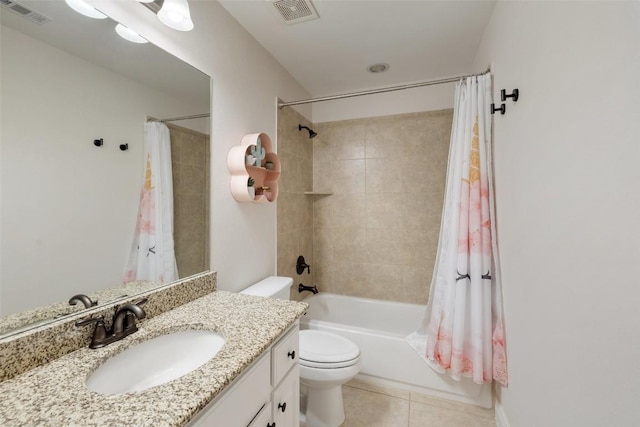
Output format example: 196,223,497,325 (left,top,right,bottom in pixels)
299,330,360,364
